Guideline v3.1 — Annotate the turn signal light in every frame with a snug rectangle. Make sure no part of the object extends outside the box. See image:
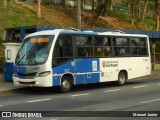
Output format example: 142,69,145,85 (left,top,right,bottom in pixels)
39,71,51,77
